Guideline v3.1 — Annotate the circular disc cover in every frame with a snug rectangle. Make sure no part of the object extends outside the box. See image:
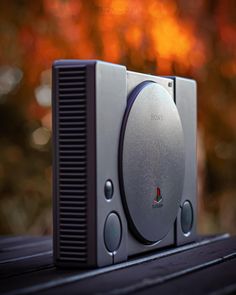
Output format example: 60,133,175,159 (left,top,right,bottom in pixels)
119,82,185,244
